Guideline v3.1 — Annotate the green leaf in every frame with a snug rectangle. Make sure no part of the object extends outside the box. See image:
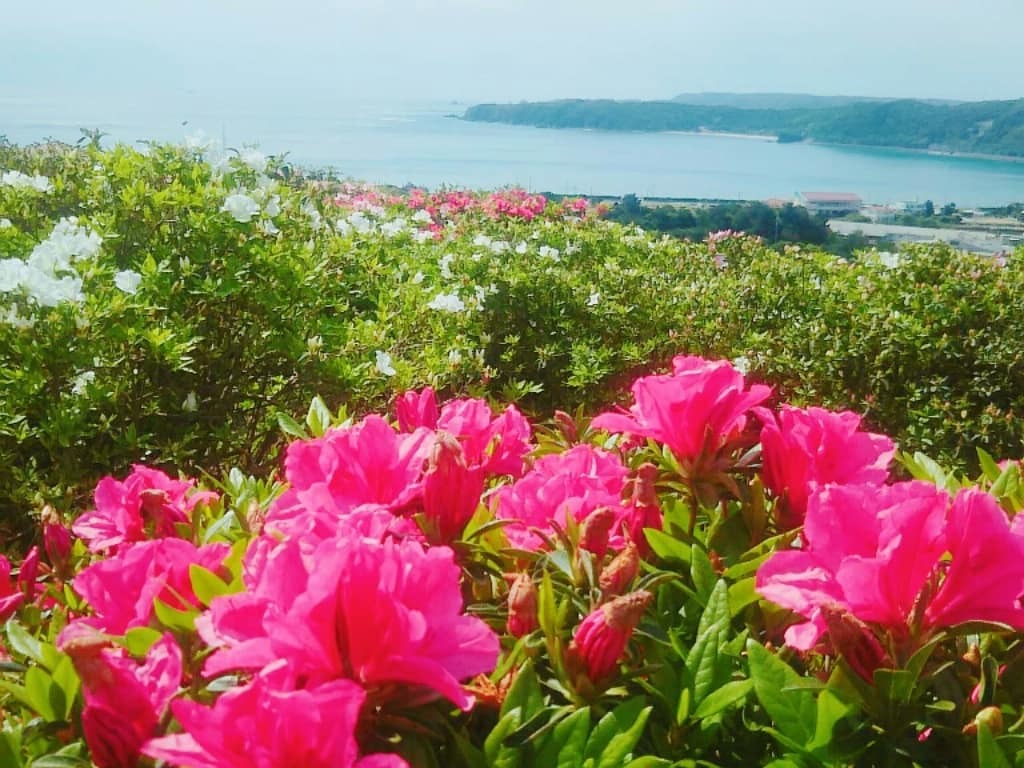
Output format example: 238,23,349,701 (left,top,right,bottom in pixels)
747,639,816,746
727,577,759,617
595,703,652,768
0,728,21,768
583,697,648,766
977,721,1011,768
124,626,163,657
29,758,92,768
689,547,717,604
484,708,523,768
622,759,673,768
24,666,58,721
686,579,731,707
807,689,853,753
50,655,80,720
153,598,198,632
543,707,591,768
276,411,308,439
500,660,543,721
693,678,753,719
978,447,1002,483
537,571,558,640
644,529,691,564
872,669,916,706
189,563,235,605
5,621,46,667
306,395,333,437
